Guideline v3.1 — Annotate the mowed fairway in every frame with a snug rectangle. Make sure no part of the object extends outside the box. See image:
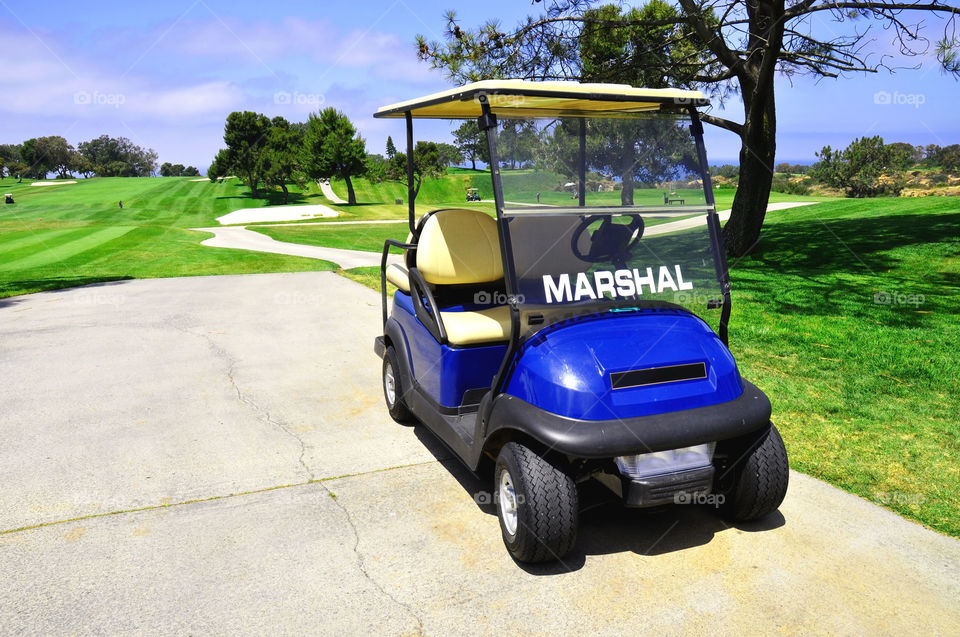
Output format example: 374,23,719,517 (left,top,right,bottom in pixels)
0,177,336,297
